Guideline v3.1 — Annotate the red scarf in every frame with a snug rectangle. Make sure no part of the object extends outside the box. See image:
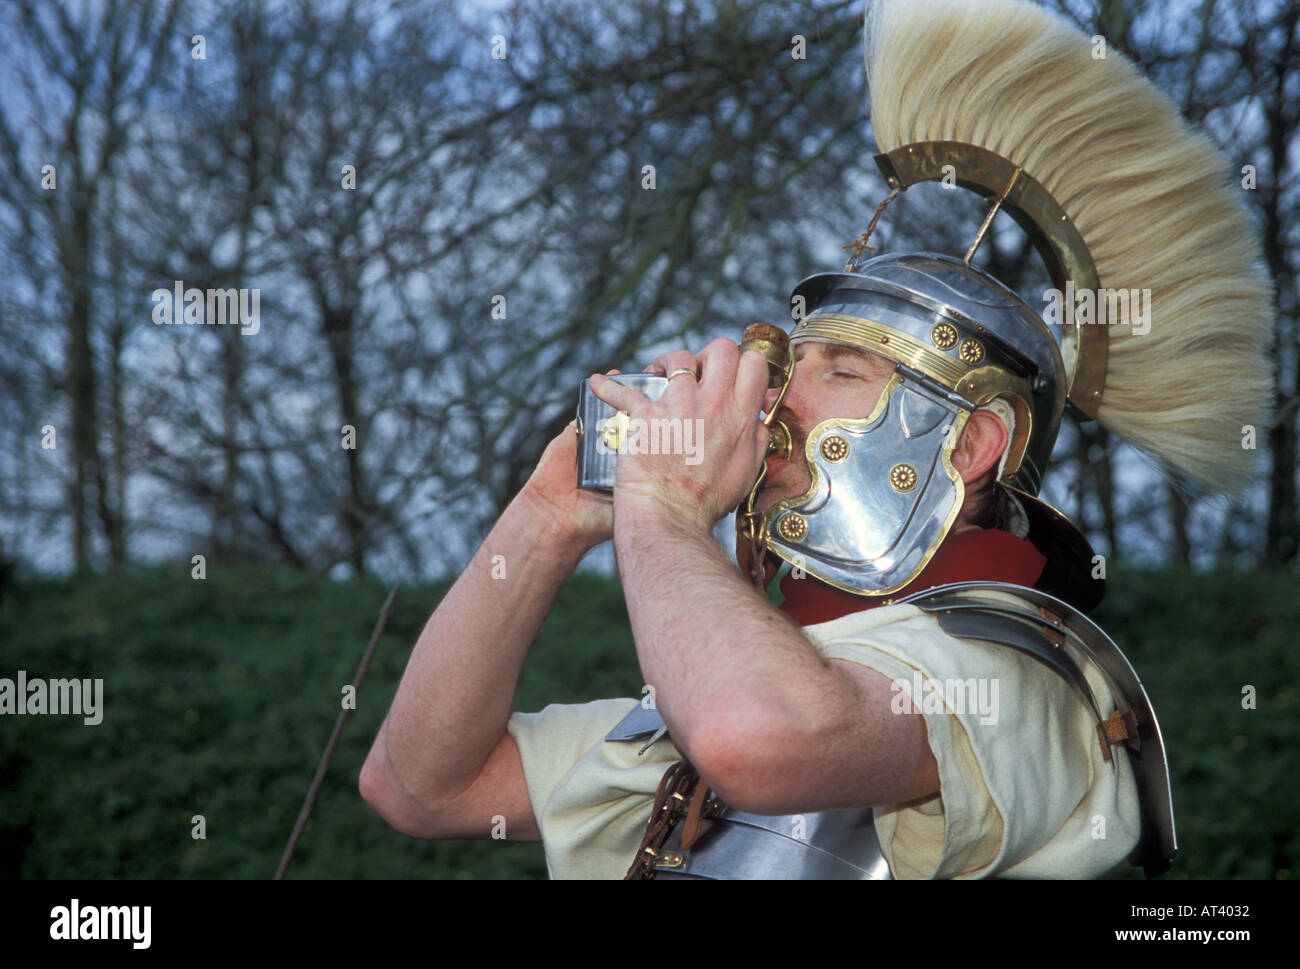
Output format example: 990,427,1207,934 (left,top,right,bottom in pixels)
777,529,1046,626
